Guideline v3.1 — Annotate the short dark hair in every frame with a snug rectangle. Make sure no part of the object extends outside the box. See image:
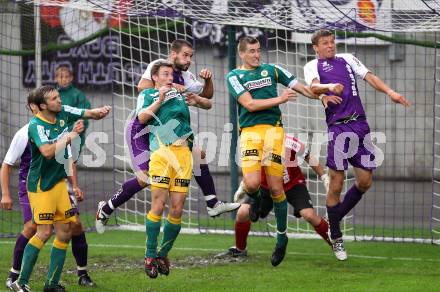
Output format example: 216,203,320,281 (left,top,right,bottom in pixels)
311,29,334,45
170,39,192,53
31,85,57,110
55,64,72,77
26,88,38,111
238,36,259,52
150,60,174,83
